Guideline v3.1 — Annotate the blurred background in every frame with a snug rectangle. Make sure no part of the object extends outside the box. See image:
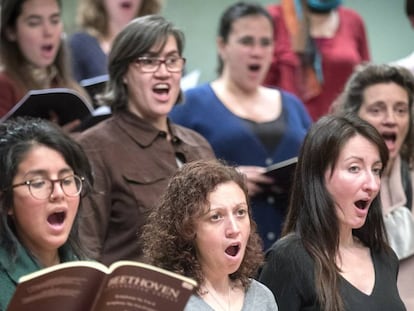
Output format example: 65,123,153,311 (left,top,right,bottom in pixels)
62,0,413,84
